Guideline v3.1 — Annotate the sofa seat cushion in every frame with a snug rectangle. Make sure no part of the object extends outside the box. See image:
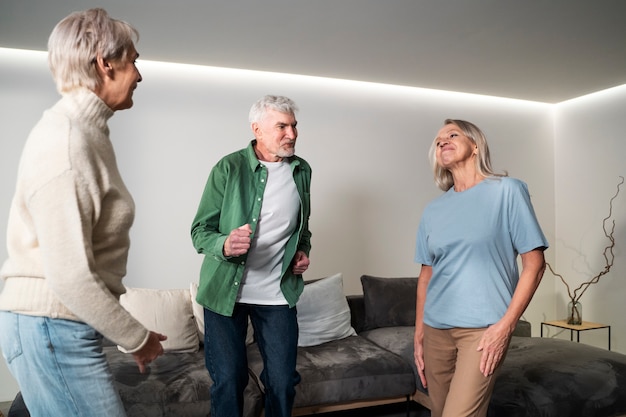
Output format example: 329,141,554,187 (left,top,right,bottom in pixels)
490,337,626,417
104,346,262,417
360,326,426,394
247,335,416,408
